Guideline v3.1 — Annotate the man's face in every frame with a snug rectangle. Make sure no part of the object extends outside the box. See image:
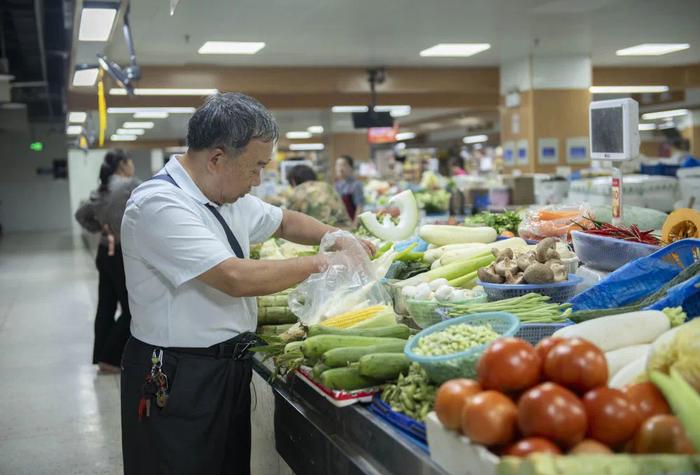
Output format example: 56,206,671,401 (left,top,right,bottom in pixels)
336,158,351,180
211,139,273,204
